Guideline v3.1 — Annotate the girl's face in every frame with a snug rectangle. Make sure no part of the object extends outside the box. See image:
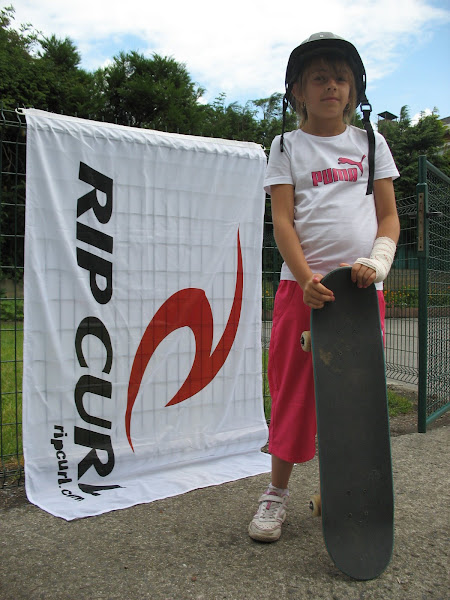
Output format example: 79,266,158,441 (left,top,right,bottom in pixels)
293,58,354,134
